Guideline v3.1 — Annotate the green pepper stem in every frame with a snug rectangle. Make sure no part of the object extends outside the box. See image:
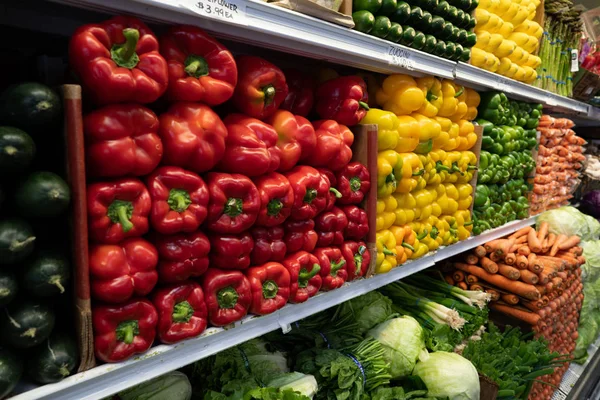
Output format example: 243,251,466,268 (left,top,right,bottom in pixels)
353,253,363,275
349,177,362,192
49,275,65,294
168,188,192,213
59,366,71,378
224,198,243,217
401,242,415,251
184,54,209,78
110,28,140,69
304,188,317,204
430,226,439,239
267,199,283,216
329,187,342,198
298,264,320,288
116,320,139,344
9,236,35,251
454,86,464,98
330,259,346,276
263,85,276,106
262,280,279,299
382,245,396,256
436,161,451,172
217,286,239,309
417,230,428,240
107,200,134,233
412,169,425,176
172,300,195,323
358,101,370,110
